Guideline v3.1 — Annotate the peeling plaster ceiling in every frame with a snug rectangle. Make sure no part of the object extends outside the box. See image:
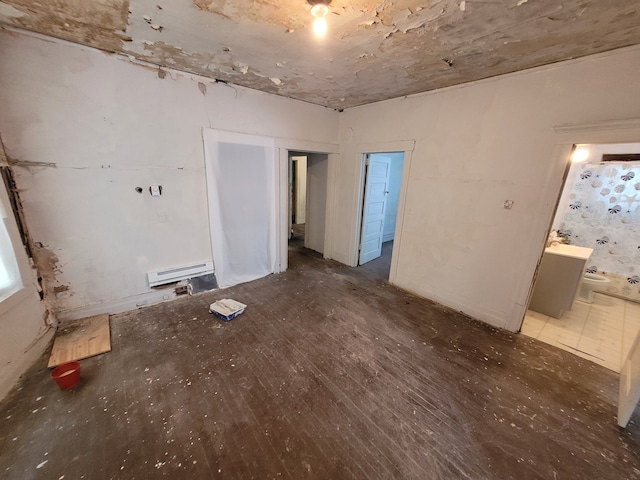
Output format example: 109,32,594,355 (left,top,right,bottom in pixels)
1,0,639,109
